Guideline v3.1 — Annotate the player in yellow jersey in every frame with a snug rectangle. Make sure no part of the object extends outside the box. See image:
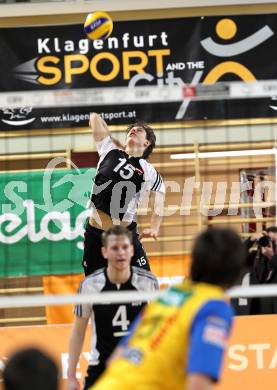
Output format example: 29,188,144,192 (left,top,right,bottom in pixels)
92,228,246,390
